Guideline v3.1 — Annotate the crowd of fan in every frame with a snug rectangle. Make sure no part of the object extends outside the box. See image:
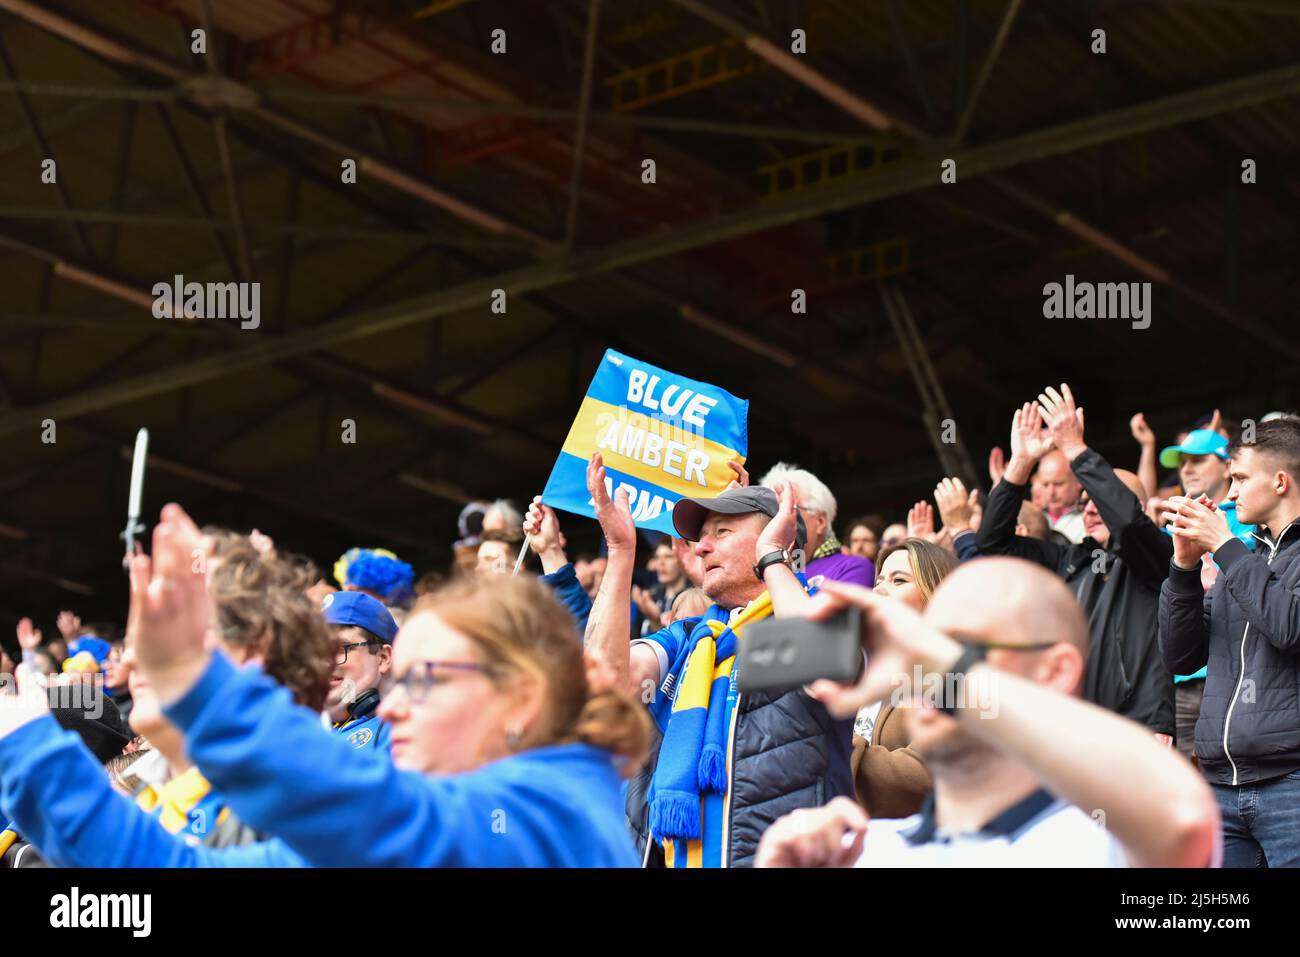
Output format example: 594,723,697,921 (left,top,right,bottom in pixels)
2,381,1300,869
